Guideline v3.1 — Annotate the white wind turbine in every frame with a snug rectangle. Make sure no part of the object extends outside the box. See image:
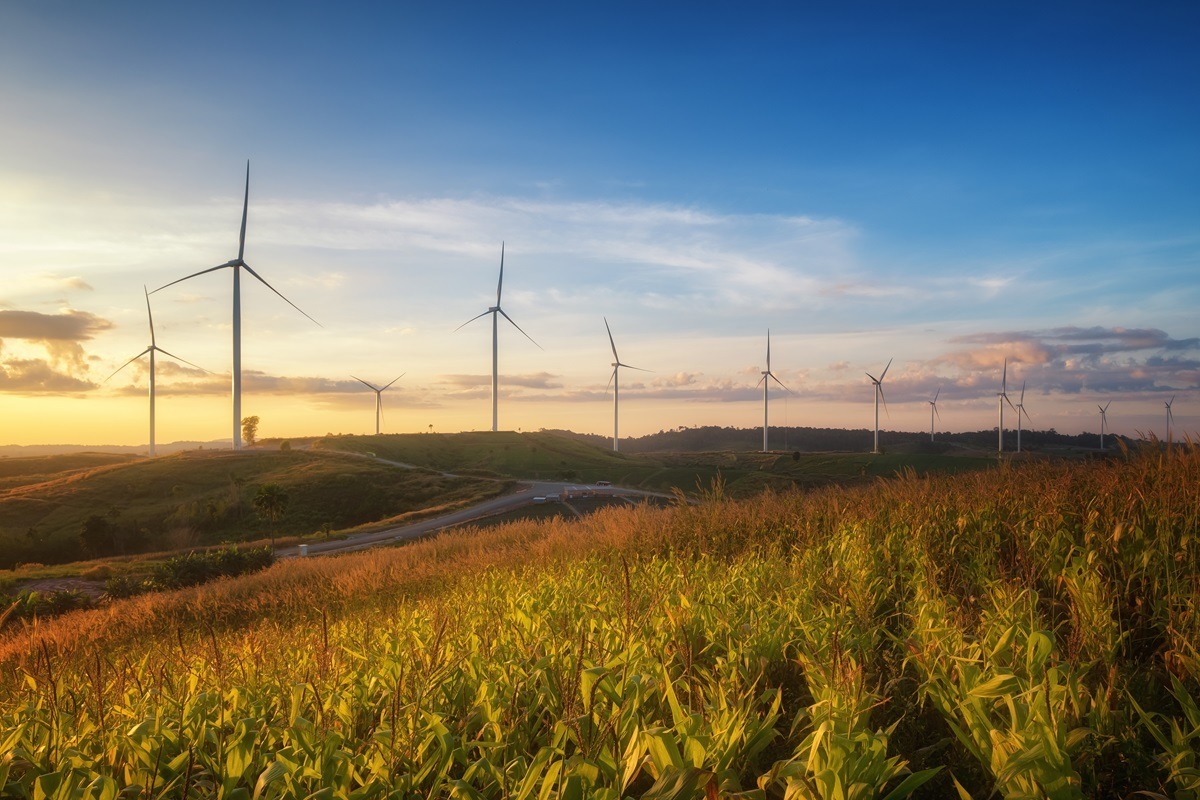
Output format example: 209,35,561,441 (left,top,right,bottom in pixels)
865,358,892,454
1098,401,1111,449
1165,395,1175,446
352,374,404,436
758,330,792,452
997,359,1016,455
928,388,941,442
153,162,320,450
604,318,650,452
1015,381,1031,453
455,242,540,432
106,287,207,457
